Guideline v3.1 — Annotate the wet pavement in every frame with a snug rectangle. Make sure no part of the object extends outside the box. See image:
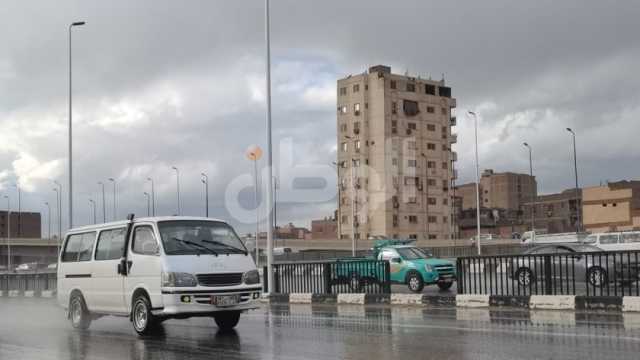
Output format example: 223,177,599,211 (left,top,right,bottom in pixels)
2,298,640,359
